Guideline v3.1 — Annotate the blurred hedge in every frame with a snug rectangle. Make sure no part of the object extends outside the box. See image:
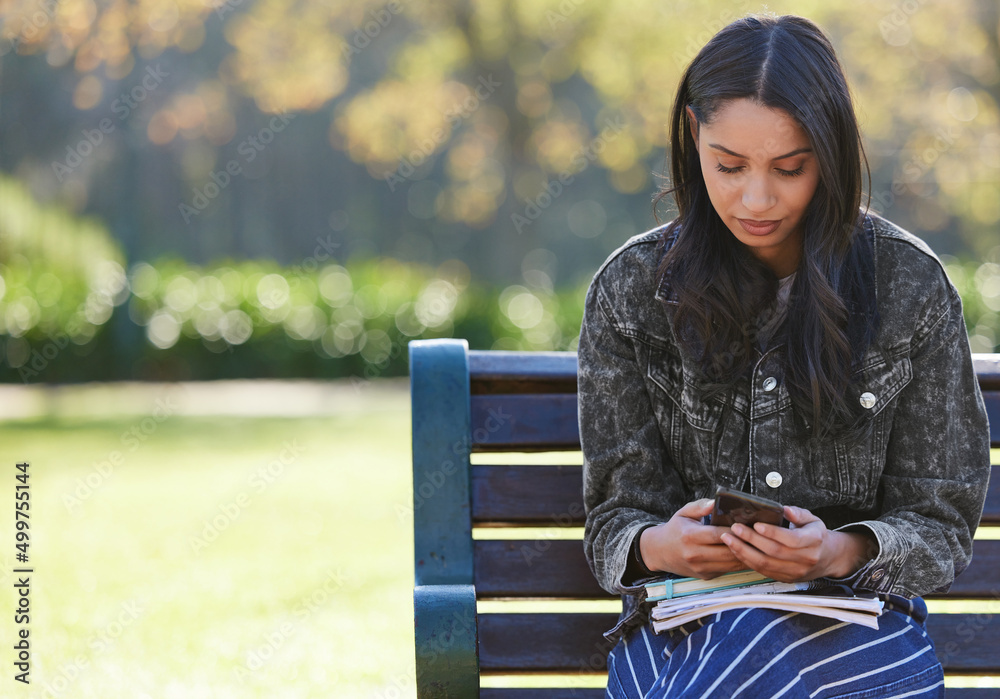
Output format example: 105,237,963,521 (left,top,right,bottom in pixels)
941,257,1000,355
0,175,997,383
3,252,999,384
1,252,593,382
